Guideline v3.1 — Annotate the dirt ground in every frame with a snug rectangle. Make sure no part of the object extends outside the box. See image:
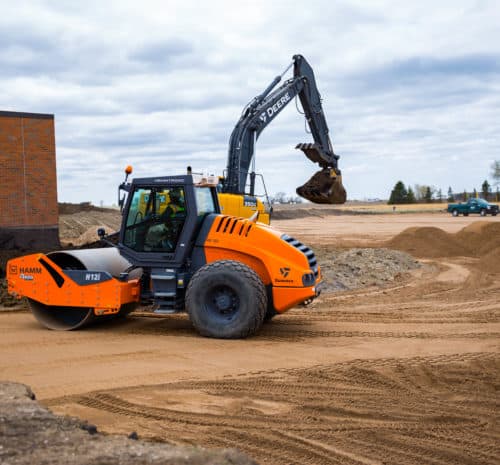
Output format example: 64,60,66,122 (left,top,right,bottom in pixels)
0,383,256,465
1,211,499,465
